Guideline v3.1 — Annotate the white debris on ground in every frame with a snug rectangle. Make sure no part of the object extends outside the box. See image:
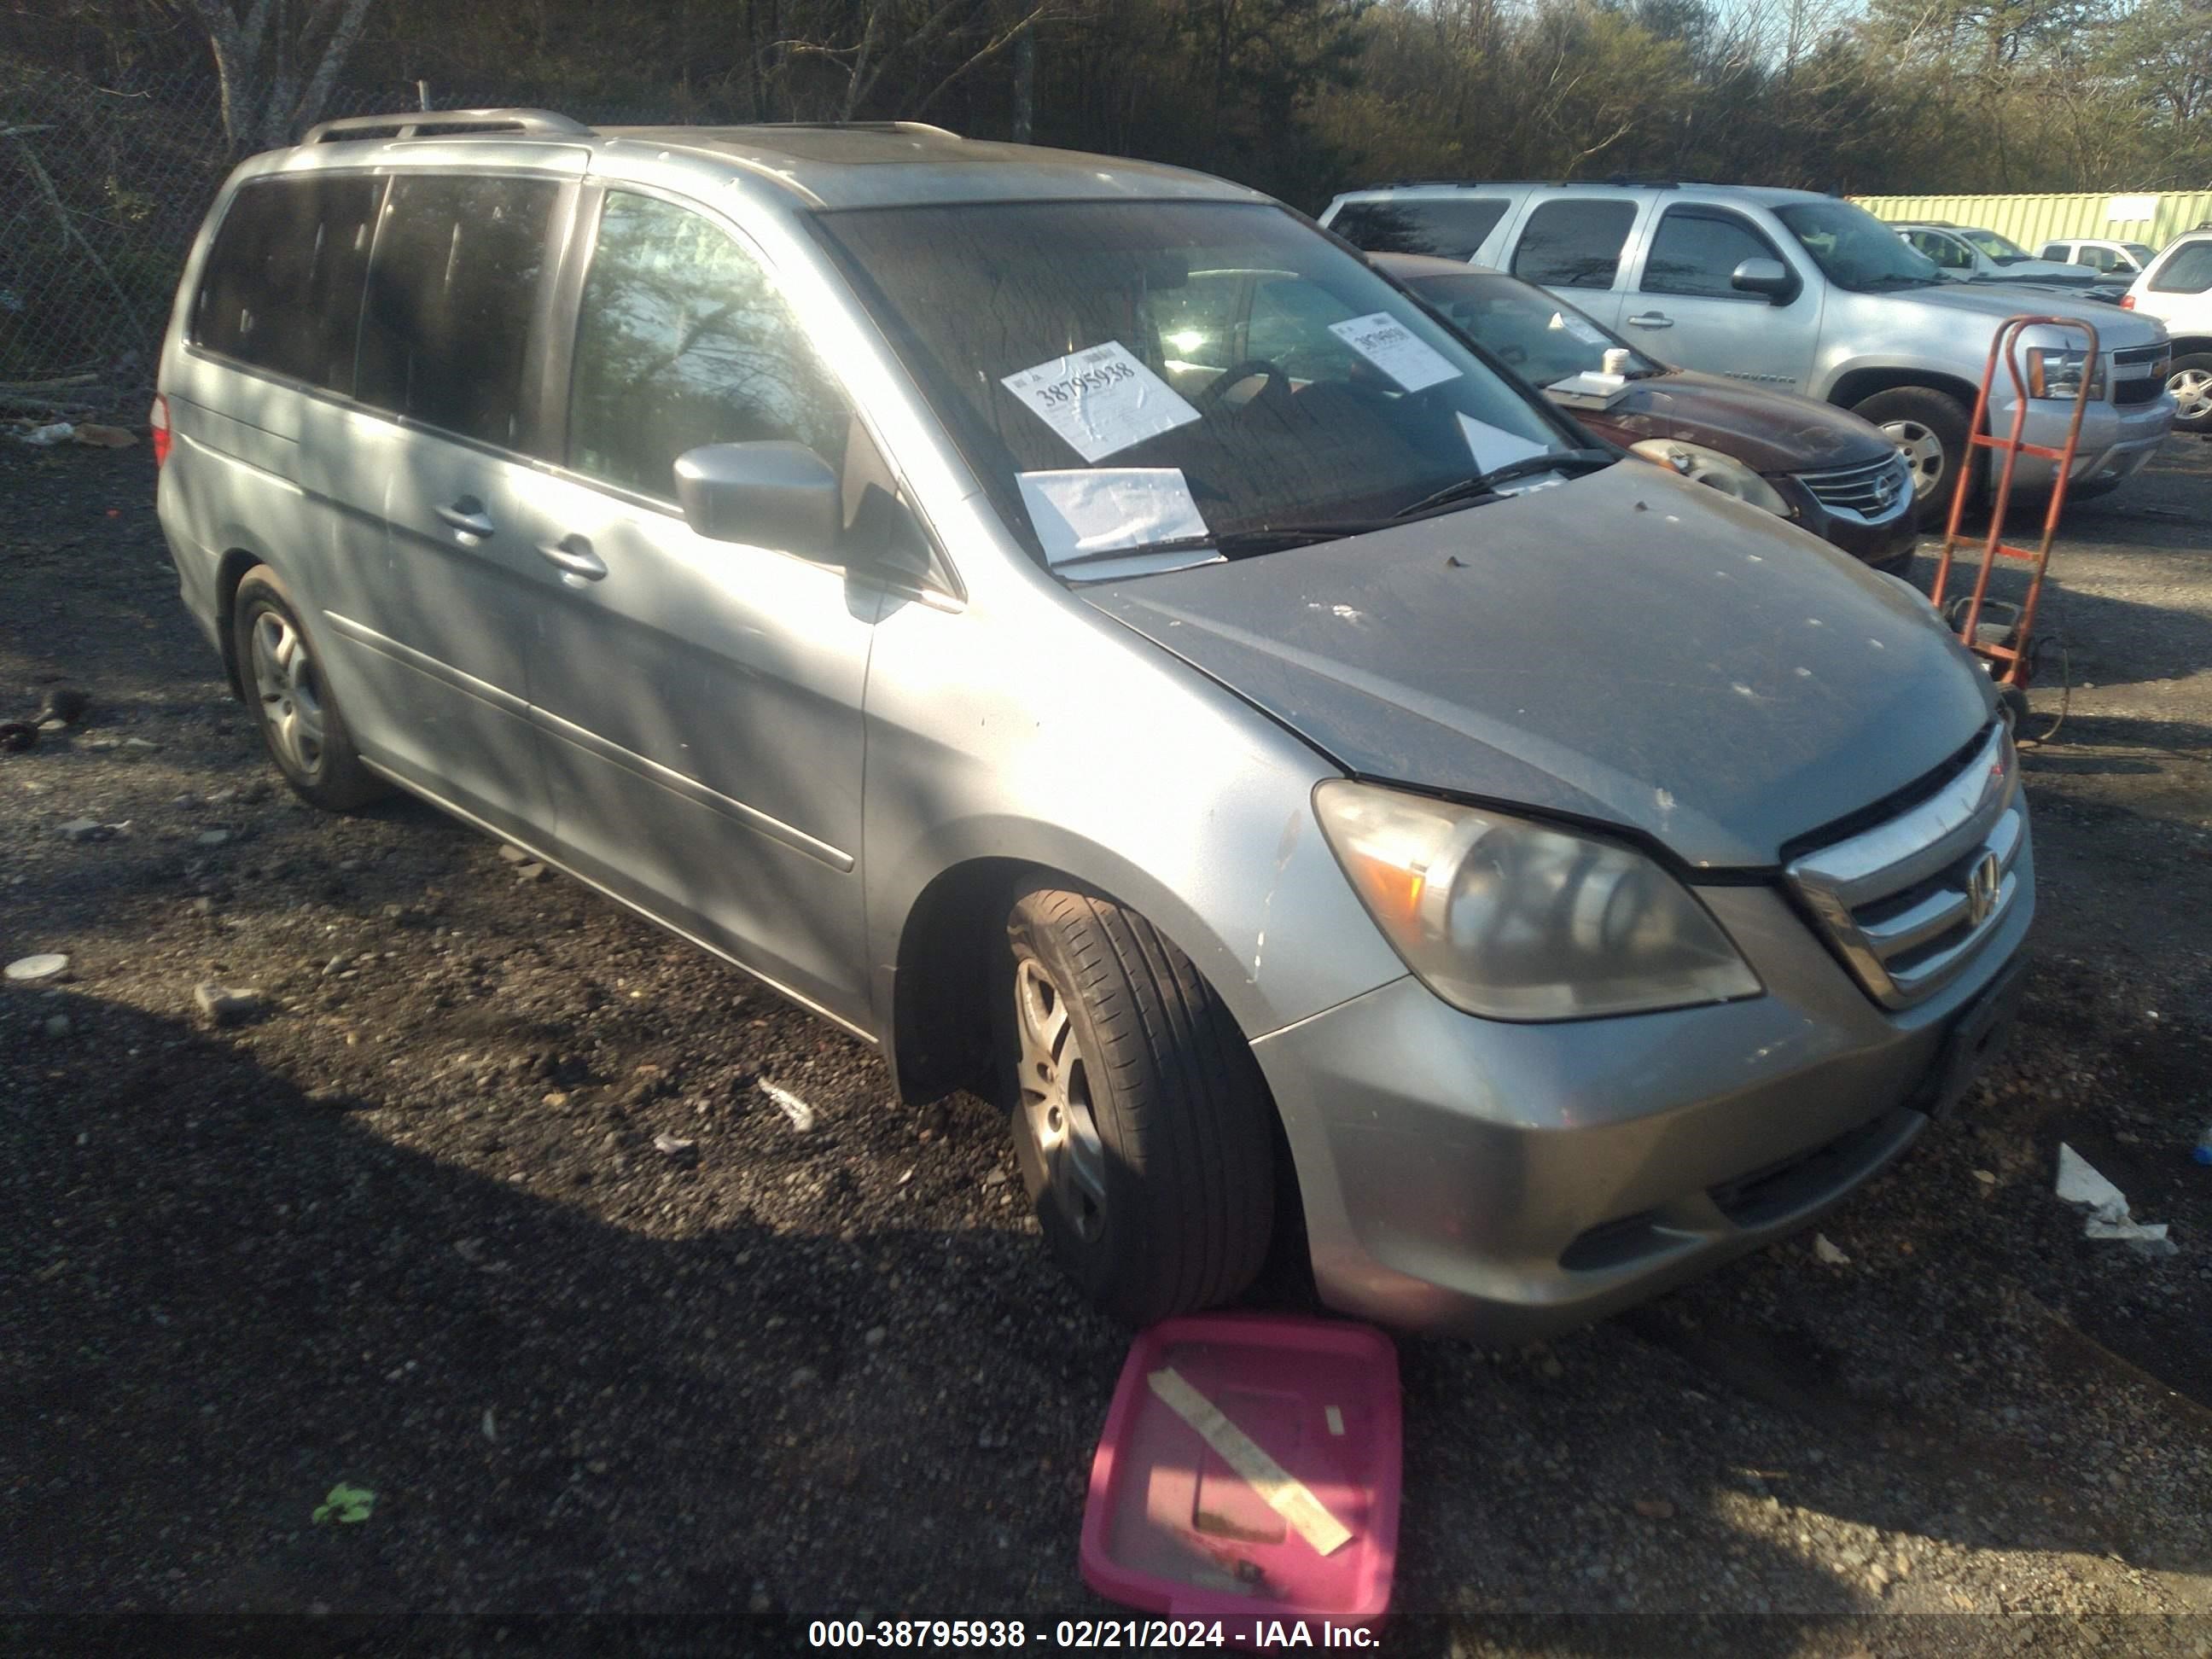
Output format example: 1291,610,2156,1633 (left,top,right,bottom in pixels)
757,1078,815,1132
2054,1143,2176,1257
